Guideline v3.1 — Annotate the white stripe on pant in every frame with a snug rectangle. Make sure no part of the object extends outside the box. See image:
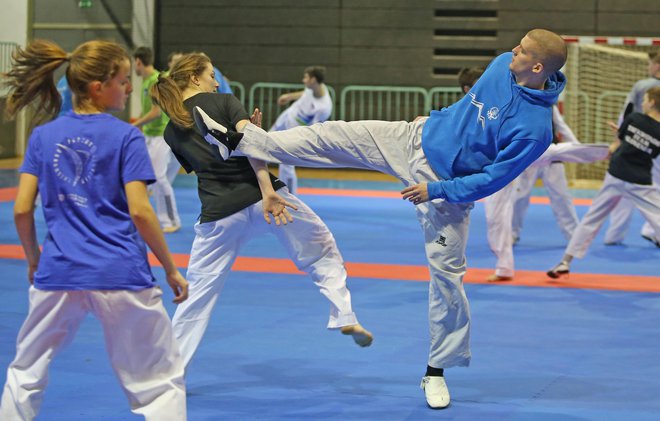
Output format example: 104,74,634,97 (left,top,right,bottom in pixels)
0,287,186,421
237,120,473,368
171,187,358,368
